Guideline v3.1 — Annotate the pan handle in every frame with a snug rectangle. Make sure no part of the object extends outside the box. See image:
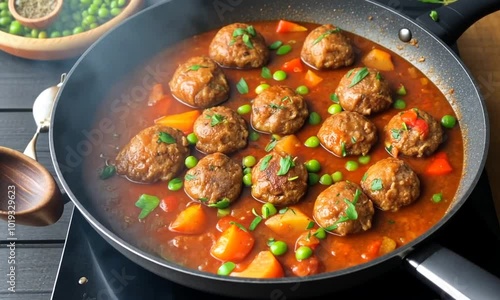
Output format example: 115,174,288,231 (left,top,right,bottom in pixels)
405,243,500,300
416,0,500,45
